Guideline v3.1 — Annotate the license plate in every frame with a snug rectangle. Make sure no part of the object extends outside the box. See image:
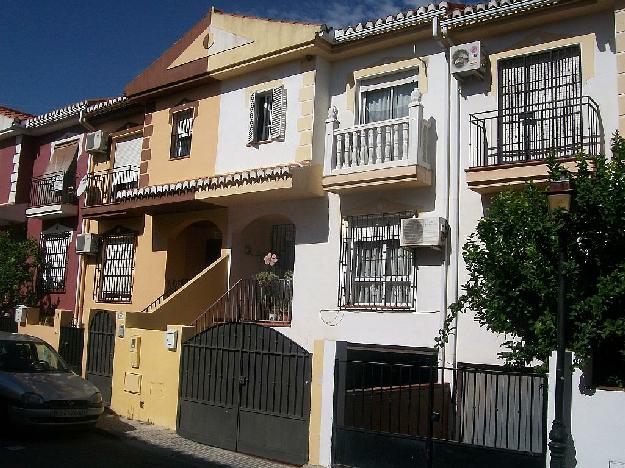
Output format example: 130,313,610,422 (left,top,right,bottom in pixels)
53,408,87,417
